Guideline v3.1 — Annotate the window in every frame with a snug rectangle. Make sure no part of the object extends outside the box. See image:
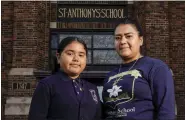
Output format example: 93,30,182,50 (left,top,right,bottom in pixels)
50,31,122,72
